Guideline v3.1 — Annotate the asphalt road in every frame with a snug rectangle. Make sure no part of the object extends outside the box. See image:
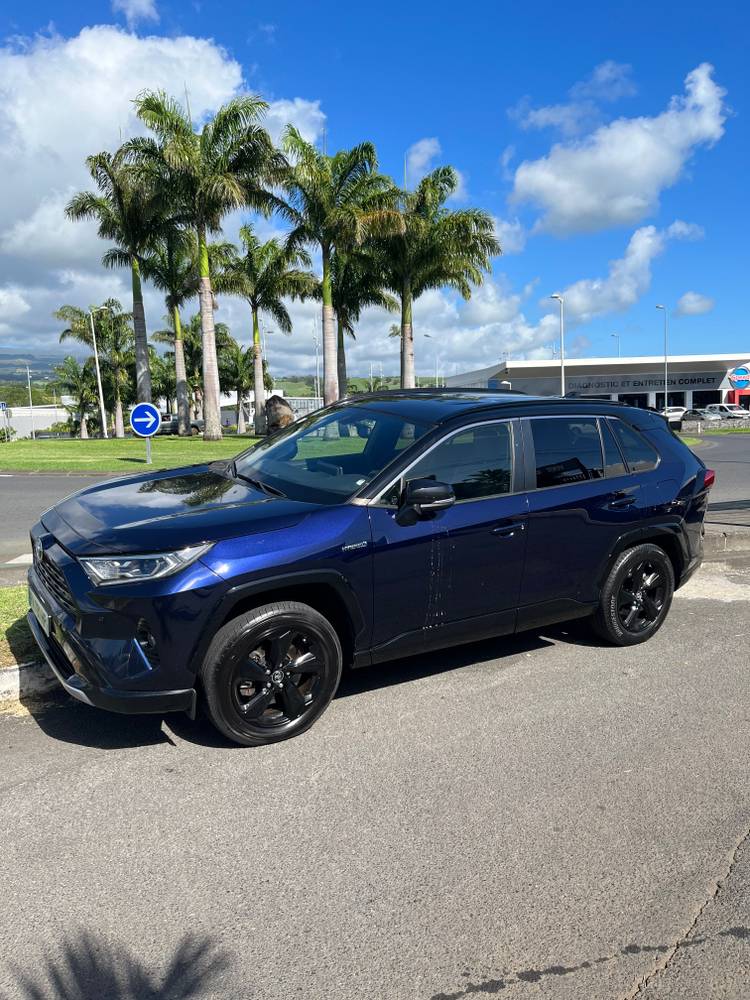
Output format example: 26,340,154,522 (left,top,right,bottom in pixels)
1,560,749,999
